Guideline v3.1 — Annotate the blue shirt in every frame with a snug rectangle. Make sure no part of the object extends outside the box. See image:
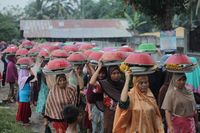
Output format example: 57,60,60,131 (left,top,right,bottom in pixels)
19,83,31,102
